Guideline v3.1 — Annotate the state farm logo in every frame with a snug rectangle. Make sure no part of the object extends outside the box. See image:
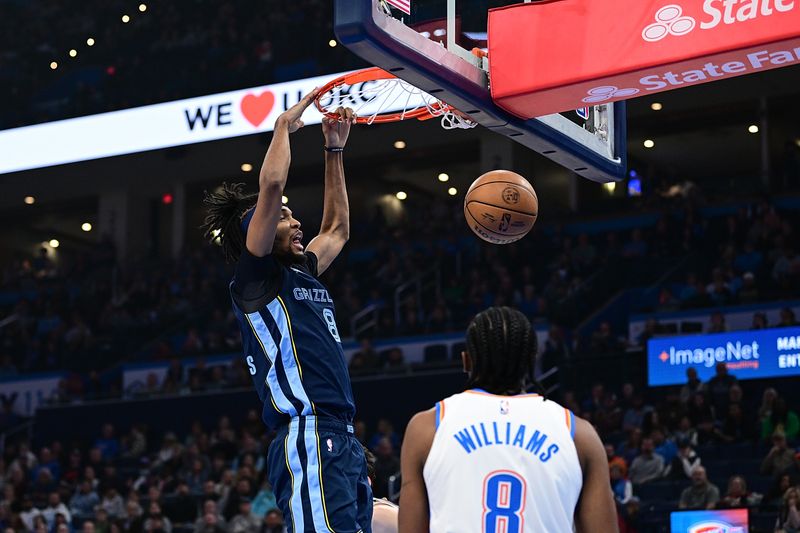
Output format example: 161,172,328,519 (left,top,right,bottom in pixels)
643,5,696,42
582,85,640,103
642,0,797,43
